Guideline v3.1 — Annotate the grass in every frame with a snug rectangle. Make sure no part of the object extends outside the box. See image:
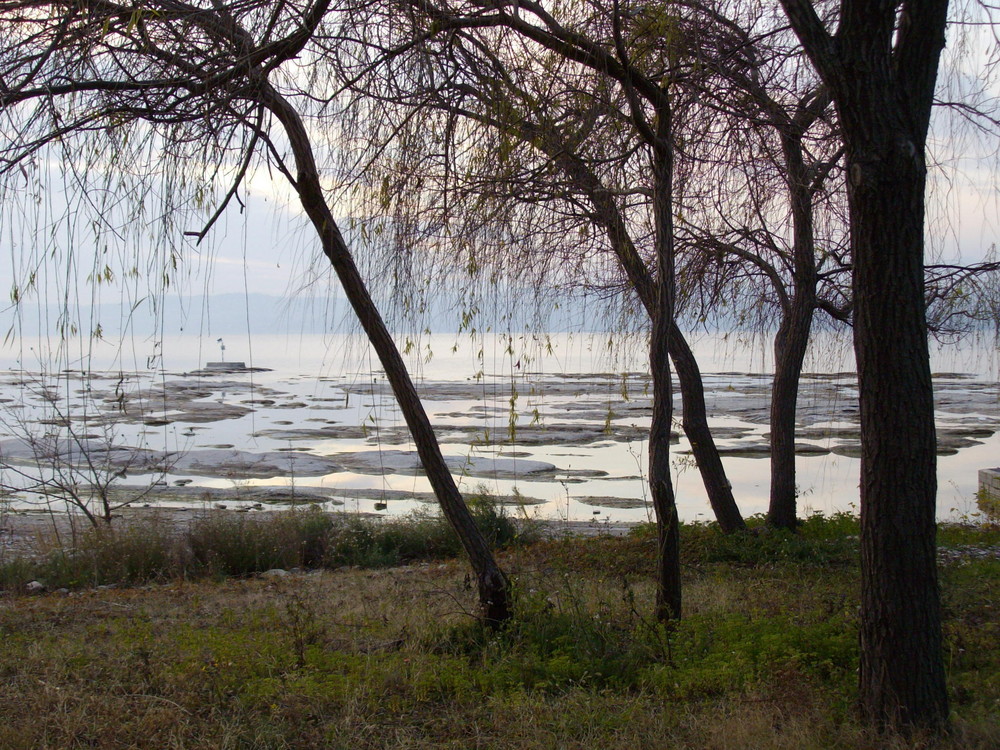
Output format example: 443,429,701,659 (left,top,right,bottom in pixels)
0,512,996,748
0,495,526,590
